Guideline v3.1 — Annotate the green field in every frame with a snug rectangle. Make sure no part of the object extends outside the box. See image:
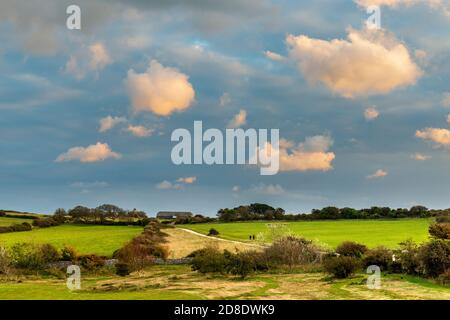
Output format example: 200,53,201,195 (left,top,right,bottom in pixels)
0,217,33,226
180,219,432,248
0,224,143,256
